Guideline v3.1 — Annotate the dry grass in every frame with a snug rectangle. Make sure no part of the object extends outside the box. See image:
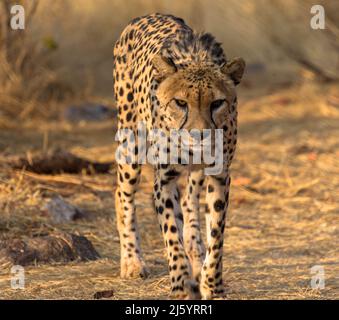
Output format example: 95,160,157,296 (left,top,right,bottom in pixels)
0,81,338,299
